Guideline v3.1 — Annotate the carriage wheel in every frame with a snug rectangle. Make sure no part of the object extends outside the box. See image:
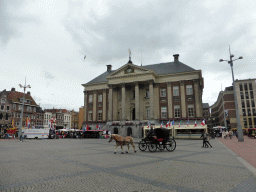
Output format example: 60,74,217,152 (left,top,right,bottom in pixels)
157,144,165,150
148,143,157,152
138,141,147,151
166,139,176,152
